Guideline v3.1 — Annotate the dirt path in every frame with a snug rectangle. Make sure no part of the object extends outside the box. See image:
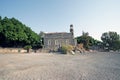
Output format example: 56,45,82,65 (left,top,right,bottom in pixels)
0,52,120,80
